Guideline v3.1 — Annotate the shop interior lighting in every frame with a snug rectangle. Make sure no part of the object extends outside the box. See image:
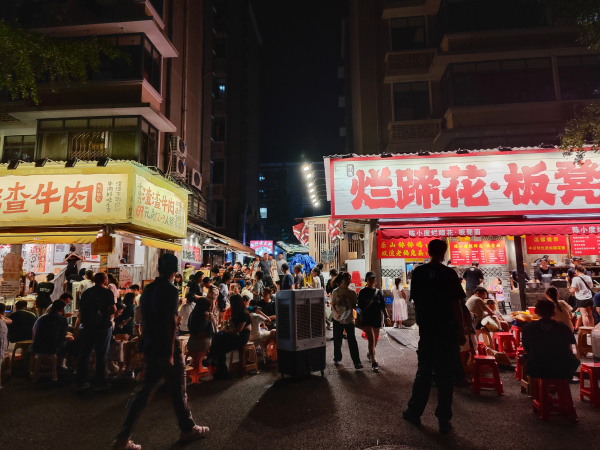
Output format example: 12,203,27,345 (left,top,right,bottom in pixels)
303,164,311,172
7,160,21,170
97,157,111,167
204,237,211,244
309,188,315,193
314,202,320,207
310,194,316,199
306,172,313,179
308,181,314,187
65,158,80,168
35,158,50,167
